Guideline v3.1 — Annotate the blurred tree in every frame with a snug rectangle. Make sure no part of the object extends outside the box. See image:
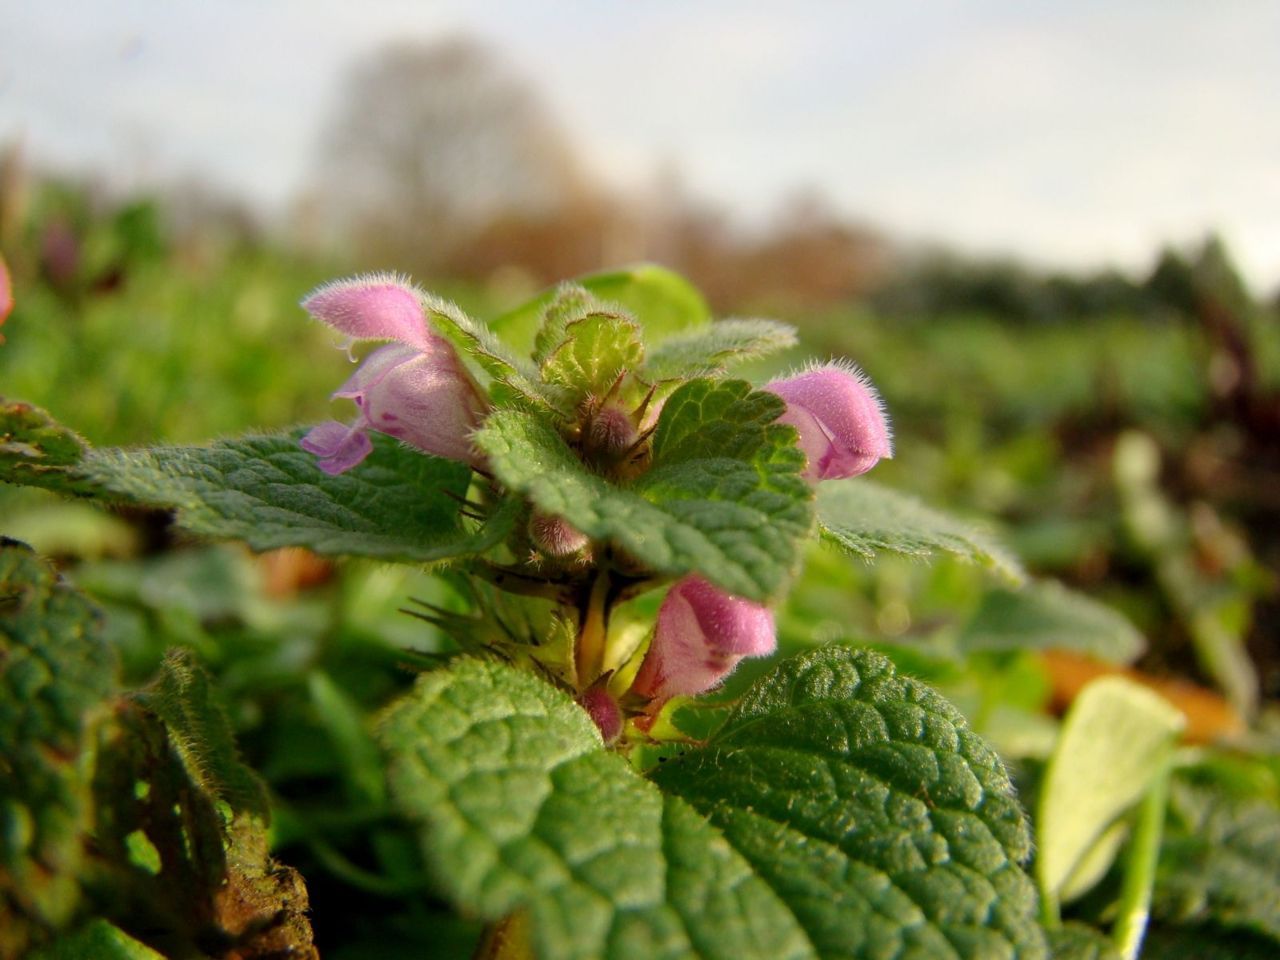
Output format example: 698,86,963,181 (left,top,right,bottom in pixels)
313,37,596,276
